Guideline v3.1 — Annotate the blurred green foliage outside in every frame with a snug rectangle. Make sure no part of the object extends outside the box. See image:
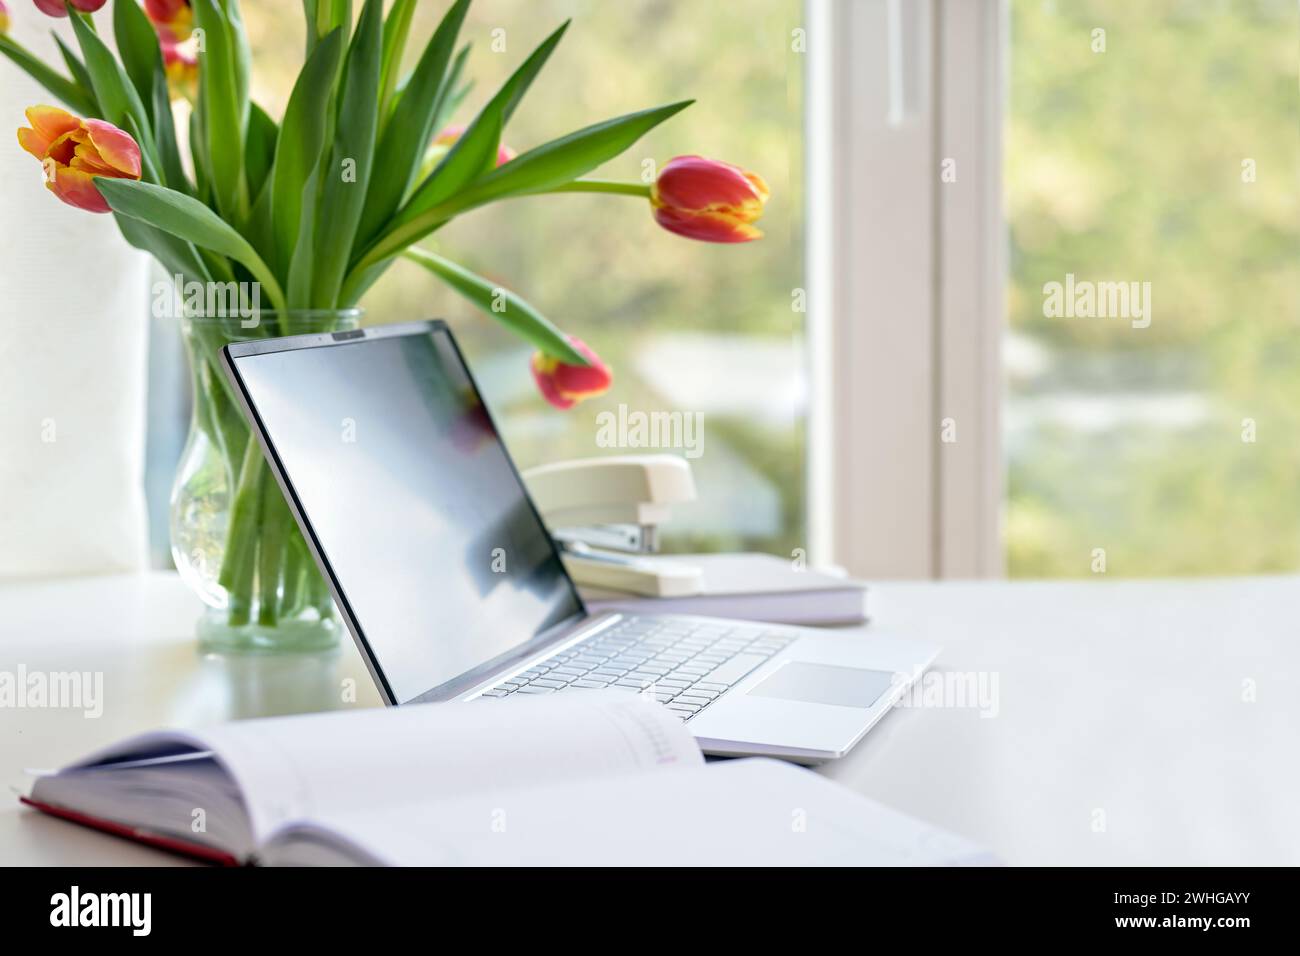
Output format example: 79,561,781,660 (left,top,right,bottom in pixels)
1006,0,1299,577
